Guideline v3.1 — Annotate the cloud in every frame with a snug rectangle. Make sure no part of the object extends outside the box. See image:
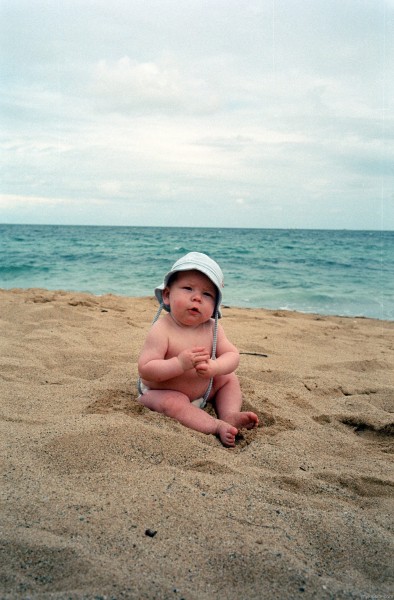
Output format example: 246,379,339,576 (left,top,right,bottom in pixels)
0,194,105,209
0,195,58,208
0,0,393,229
92,56,220,114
